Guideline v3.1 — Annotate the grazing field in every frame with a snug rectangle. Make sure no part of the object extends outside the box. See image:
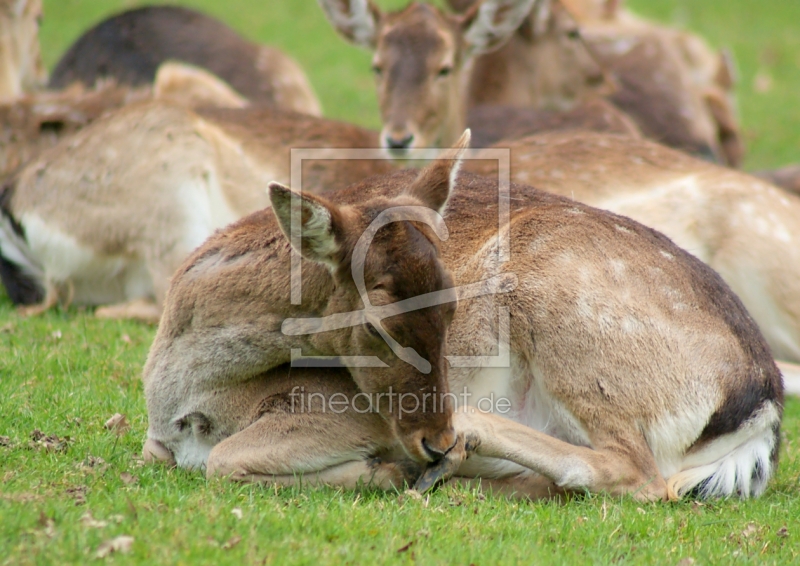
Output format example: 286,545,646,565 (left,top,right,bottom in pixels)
2,0,799,564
